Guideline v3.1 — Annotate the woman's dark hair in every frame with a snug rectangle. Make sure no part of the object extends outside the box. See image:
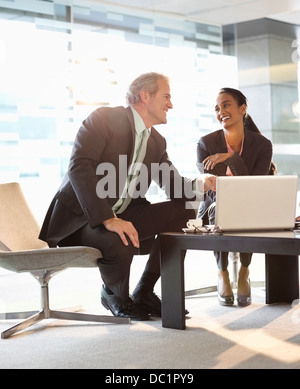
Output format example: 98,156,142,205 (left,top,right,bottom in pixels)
219,87,261,134
219,87,277,175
